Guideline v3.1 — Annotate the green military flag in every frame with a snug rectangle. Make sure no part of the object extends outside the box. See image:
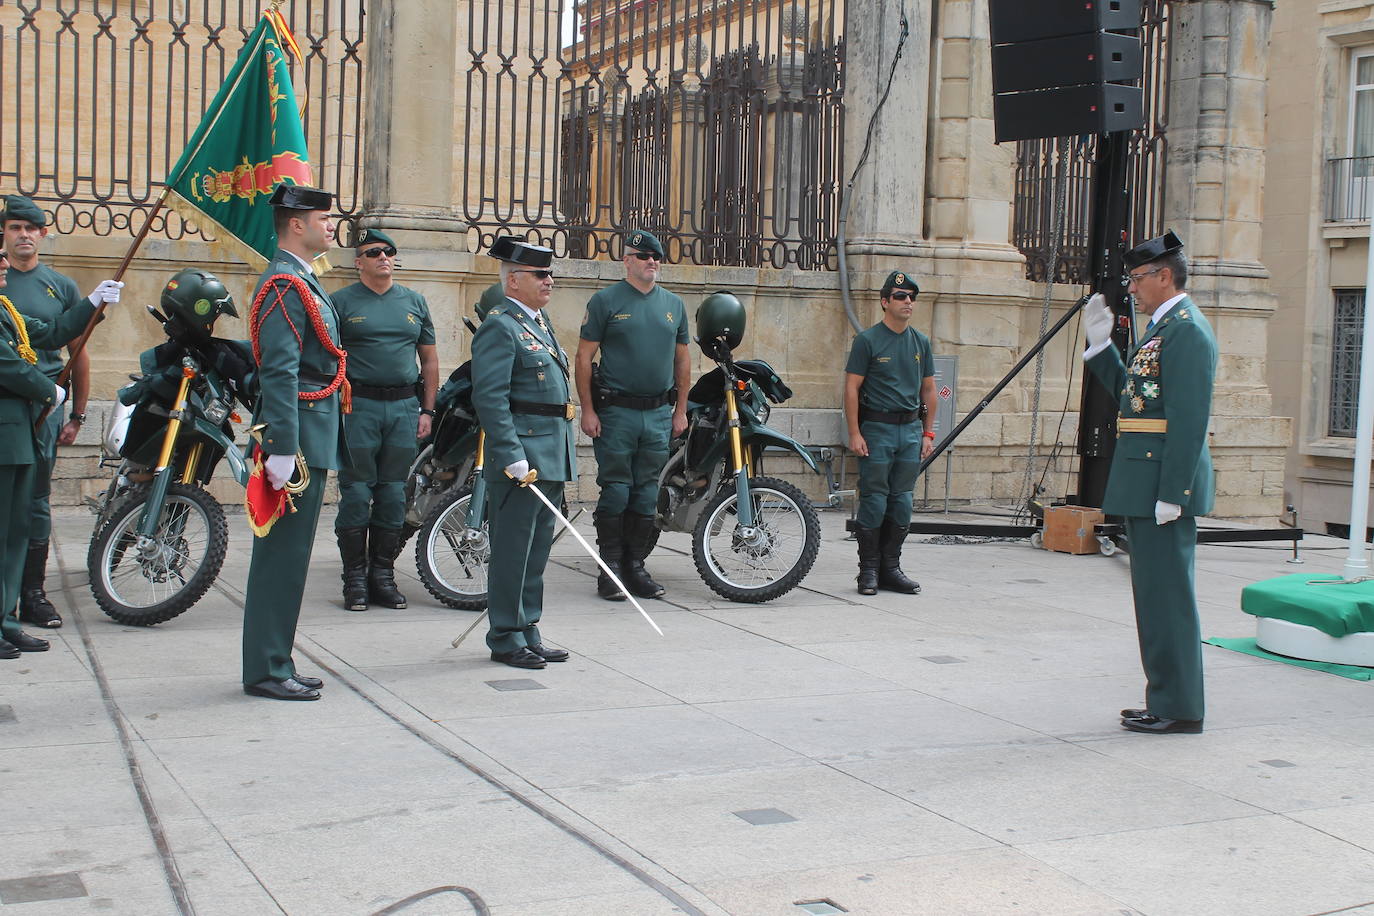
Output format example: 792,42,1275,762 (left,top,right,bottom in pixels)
166,7,312,269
